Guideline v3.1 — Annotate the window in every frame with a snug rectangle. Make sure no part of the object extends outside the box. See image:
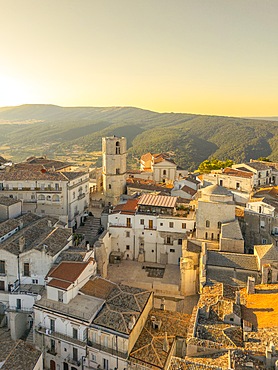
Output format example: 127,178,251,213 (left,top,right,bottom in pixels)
72,328,78,339
115,141,120,154
53,195,60,202
178,239,182,245
116,168,120,175
0,261,5,274
18,183,22,190
219,179,223,186
236,182,240,189
55,183,59,191
50,339,55,351
23,263,30,276
103,358,109,370
140,219,144,225
126,245,130,250
163,170,167,176
126,218,131,227
32,279,39,284
72,347,78,362
149,220,153,229
169,222,174,228
170,249,175,253
259,206,262,213
73,191,76,199
166,236,172,244
38,194,45,201
260,220,265,229
91,353,96,362
63,363,69,370
218,222,221,229
160,223,163,226
206,220,210,227
0,281,4,291
126,231,130,238
182,223,186,229
50,319,55,332
40,183,45,190
16,299,21,310
211,233,214,240
258,172,261,178
108,184,111,189
205,232,208,239
58,291,63,302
